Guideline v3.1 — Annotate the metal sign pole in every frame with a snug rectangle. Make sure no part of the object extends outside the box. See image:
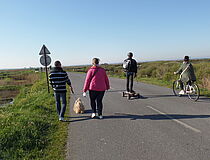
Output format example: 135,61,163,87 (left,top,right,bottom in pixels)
44,46,50,93
39,44,51,93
